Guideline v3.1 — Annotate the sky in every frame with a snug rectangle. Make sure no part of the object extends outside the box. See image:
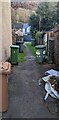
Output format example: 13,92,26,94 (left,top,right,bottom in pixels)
11,0,59,2
11,0,43,2
1,0,59,2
